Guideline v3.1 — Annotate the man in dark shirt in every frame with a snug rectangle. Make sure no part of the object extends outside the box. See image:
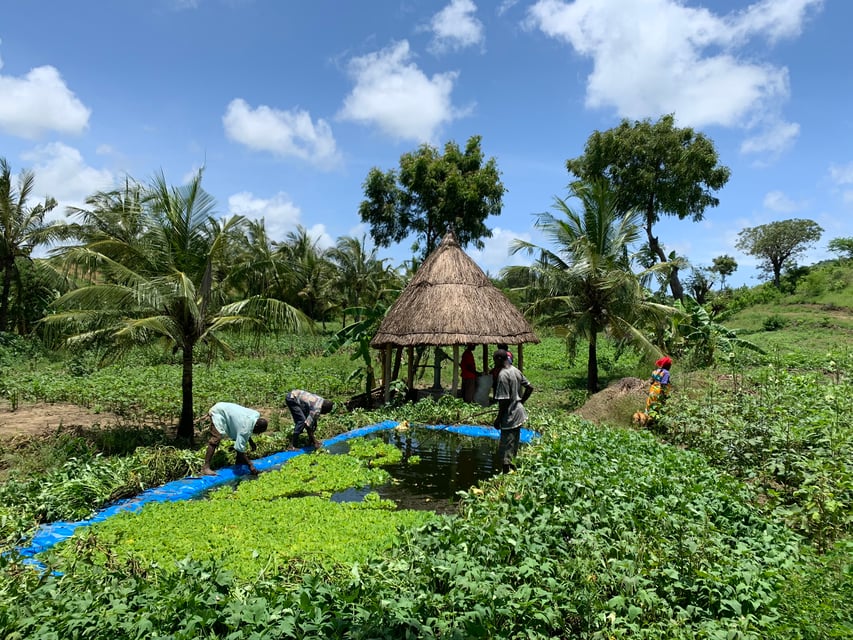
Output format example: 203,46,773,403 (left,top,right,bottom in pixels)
492,349,534,474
